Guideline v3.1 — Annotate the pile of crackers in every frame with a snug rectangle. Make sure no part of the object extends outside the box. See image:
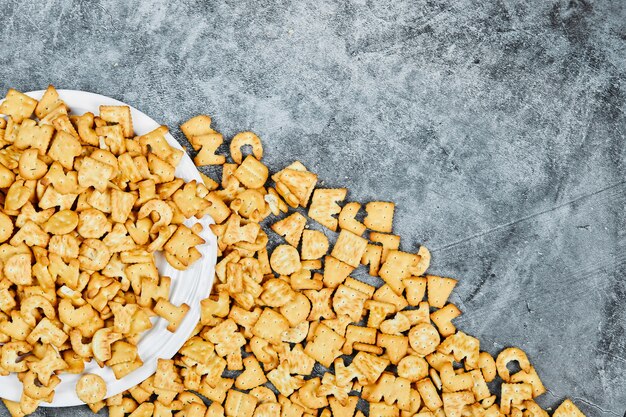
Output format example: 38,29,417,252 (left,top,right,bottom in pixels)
0,87,208,413
0,87,586,417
